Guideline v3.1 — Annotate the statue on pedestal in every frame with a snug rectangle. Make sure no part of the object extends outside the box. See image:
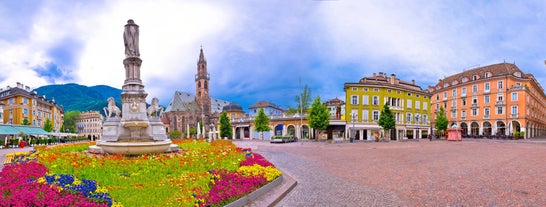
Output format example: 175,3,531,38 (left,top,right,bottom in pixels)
124,19,140,57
